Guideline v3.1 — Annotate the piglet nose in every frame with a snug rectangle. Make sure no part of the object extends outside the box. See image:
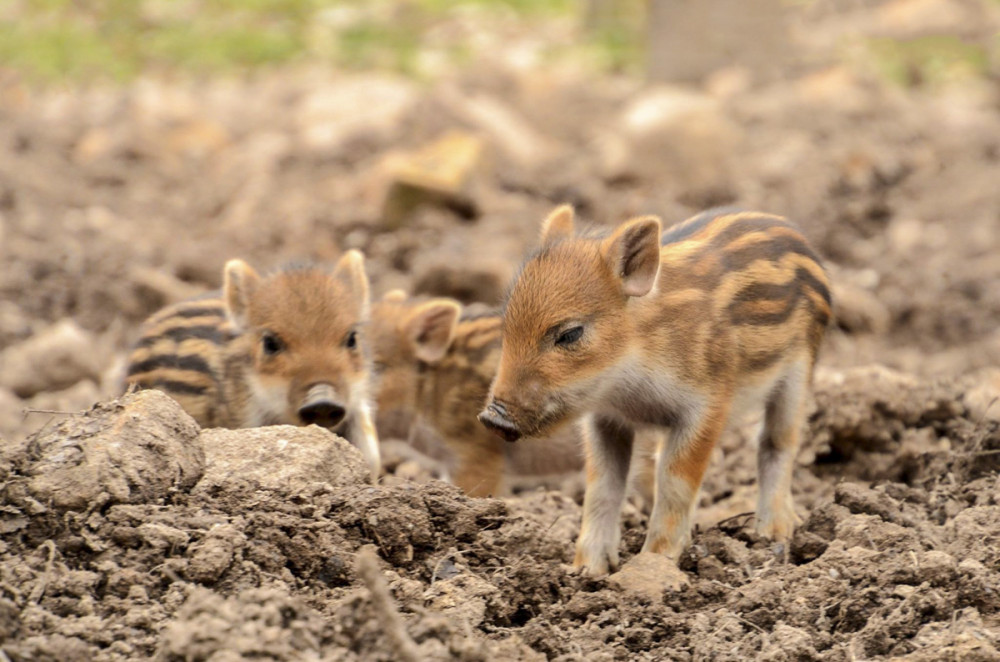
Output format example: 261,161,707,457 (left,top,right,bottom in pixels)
478,401,521,443
298,383,346,428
